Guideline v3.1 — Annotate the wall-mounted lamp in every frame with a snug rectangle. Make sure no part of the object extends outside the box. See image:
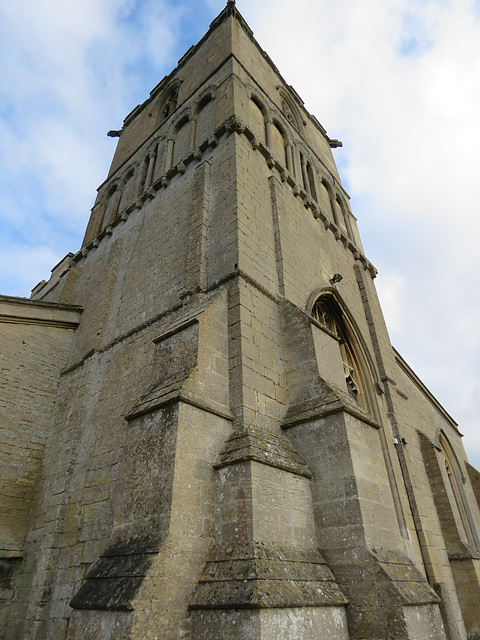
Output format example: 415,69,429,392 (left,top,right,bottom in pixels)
330,273,343,285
